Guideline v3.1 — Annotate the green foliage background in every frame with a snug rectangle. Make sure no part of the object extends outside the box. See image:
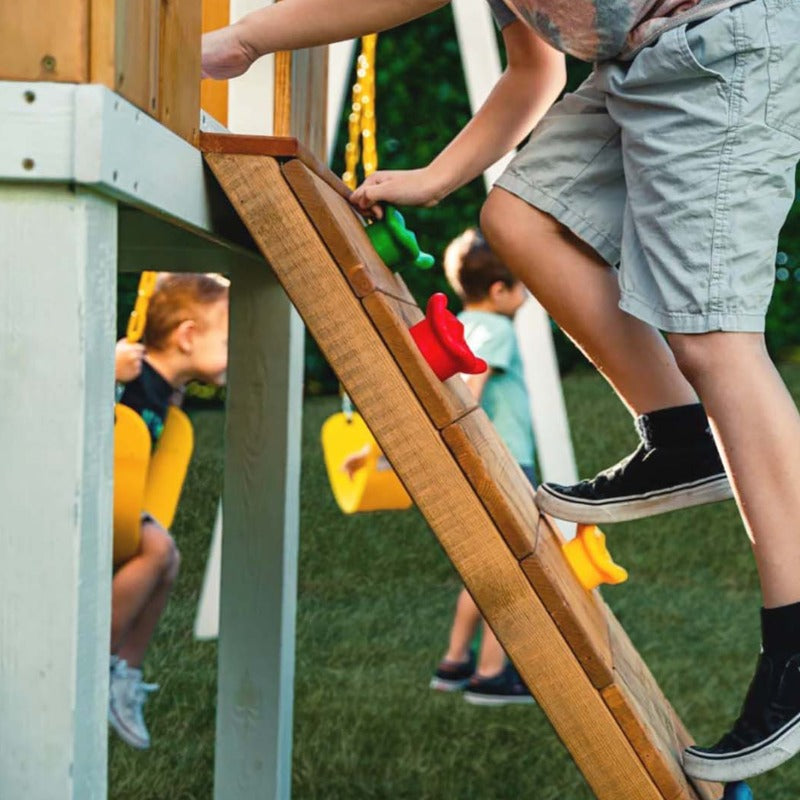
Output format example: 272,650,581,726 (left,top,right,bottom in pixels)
120,7,799,394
